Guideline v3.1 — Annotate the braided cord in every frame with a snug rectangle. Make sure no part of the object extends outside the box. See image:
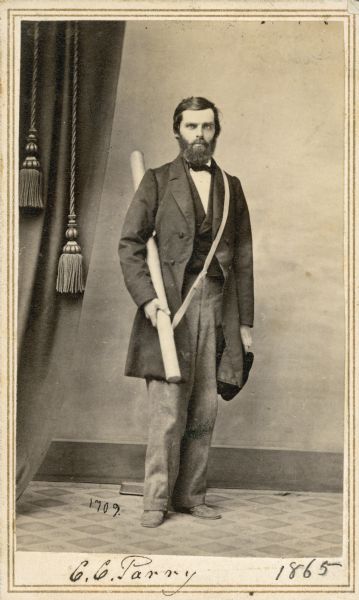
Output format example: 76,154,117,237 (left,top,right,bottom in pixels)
30,22,39,131
69,22,78,217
